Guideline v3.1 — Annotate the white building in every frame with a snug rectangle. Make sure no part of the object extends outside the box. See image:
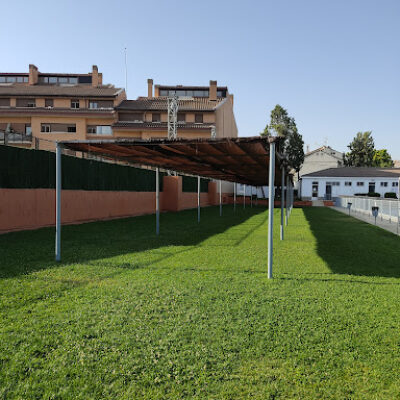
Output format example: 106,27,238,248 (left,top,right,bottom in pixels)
302,167,400,200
